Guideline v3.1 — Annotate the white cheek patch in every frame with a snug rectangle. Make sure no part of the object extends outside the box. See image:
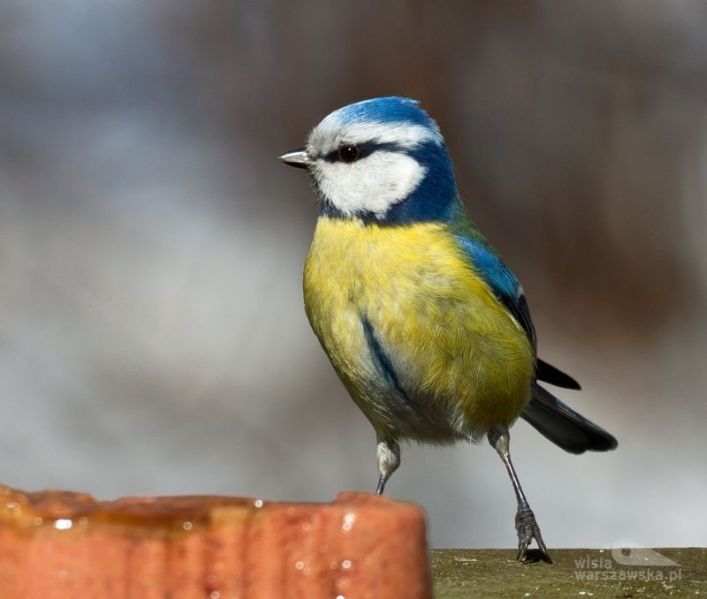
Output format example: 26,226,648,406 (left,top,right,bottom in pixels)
315,151,426,217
